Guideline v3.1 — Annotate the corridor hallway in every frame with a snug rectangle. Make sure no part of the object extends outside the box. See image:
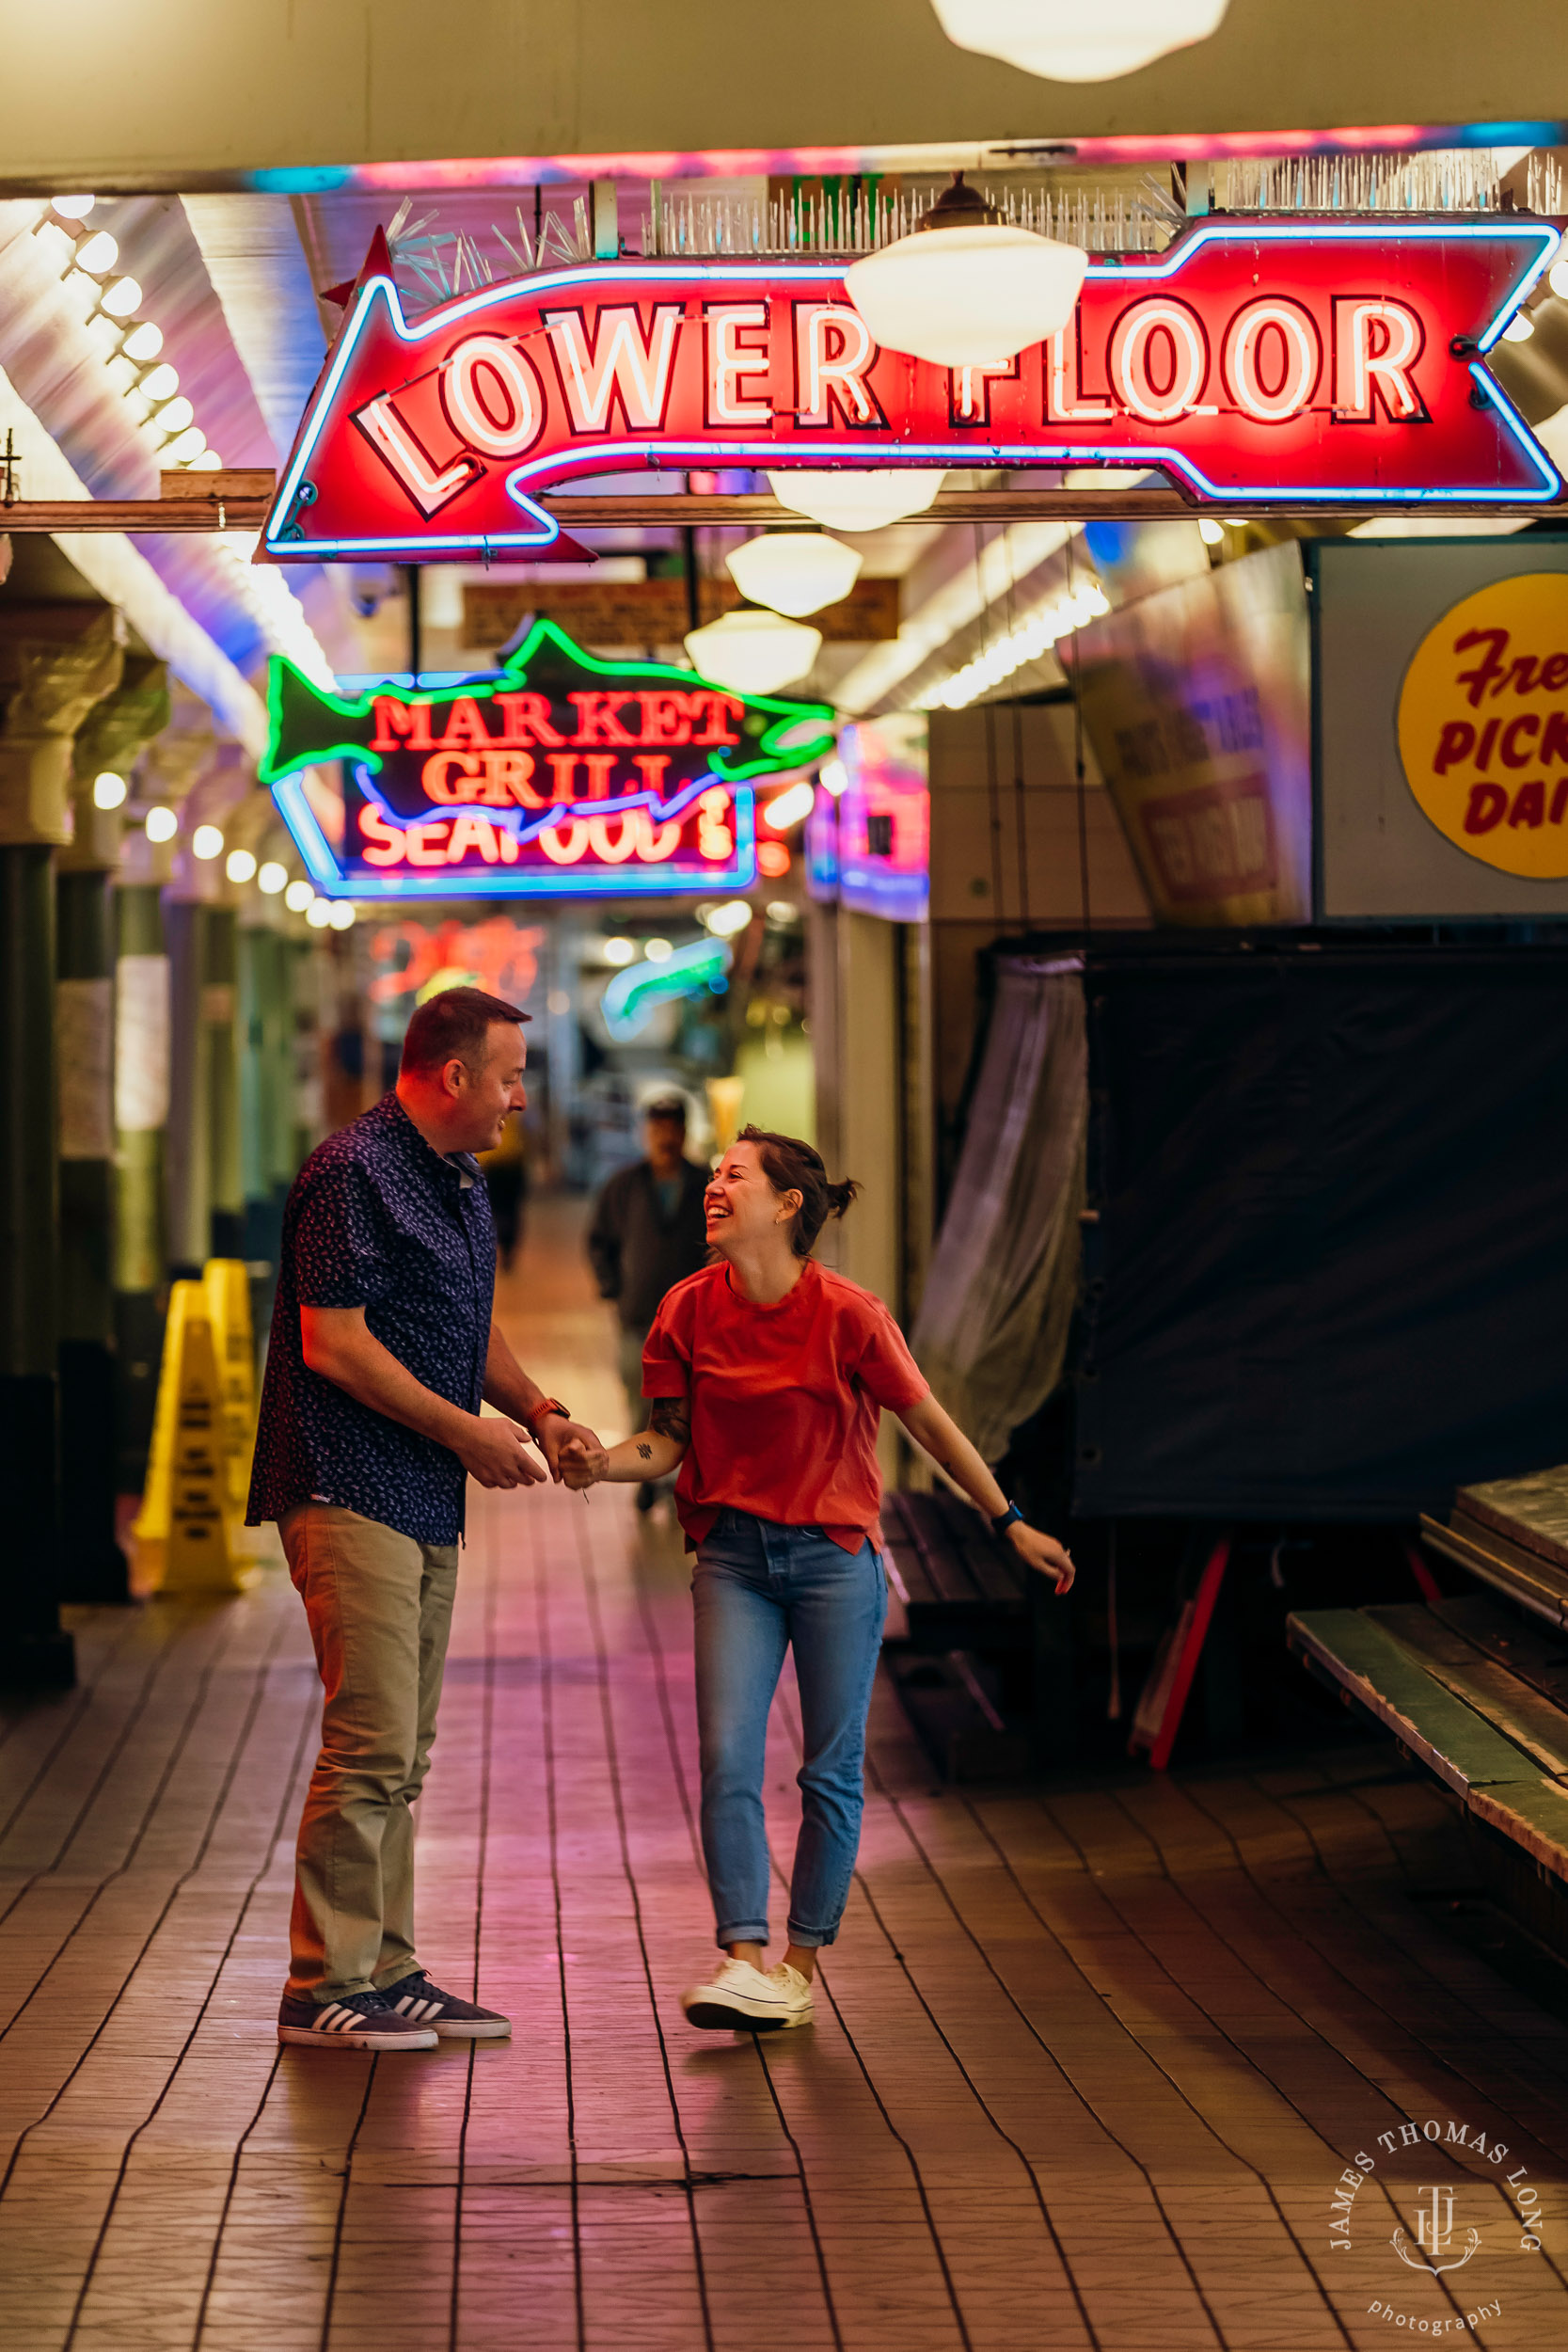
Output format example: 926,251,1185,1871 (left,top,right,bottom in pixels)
2,1198,1566,2352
